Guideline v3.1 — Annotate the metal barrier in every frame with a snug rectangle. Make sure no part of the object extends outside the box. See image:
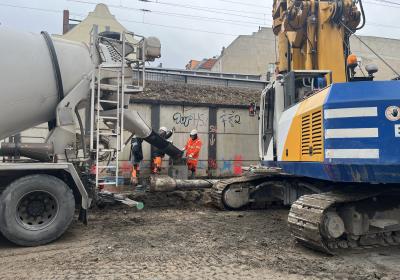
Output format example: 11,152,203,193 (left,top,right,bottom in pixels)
134,67,268,90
